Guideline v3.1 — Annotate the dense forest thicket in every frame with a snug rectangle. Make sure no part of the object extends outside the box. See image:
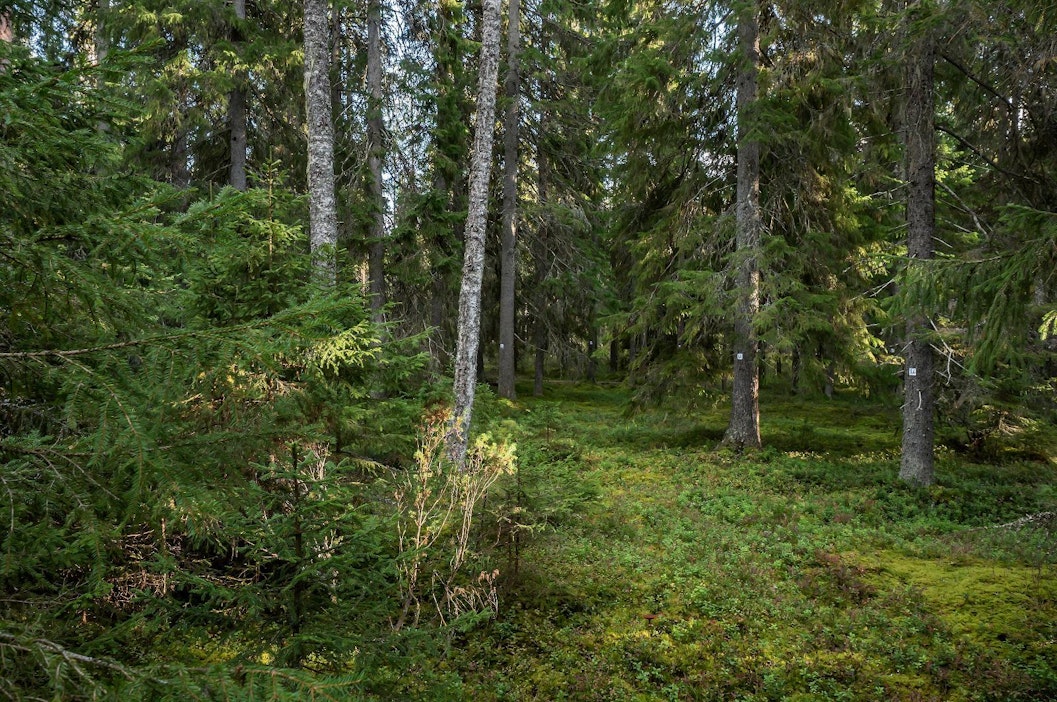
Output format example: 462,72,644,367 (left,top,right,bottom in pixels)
1,0,1055,698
